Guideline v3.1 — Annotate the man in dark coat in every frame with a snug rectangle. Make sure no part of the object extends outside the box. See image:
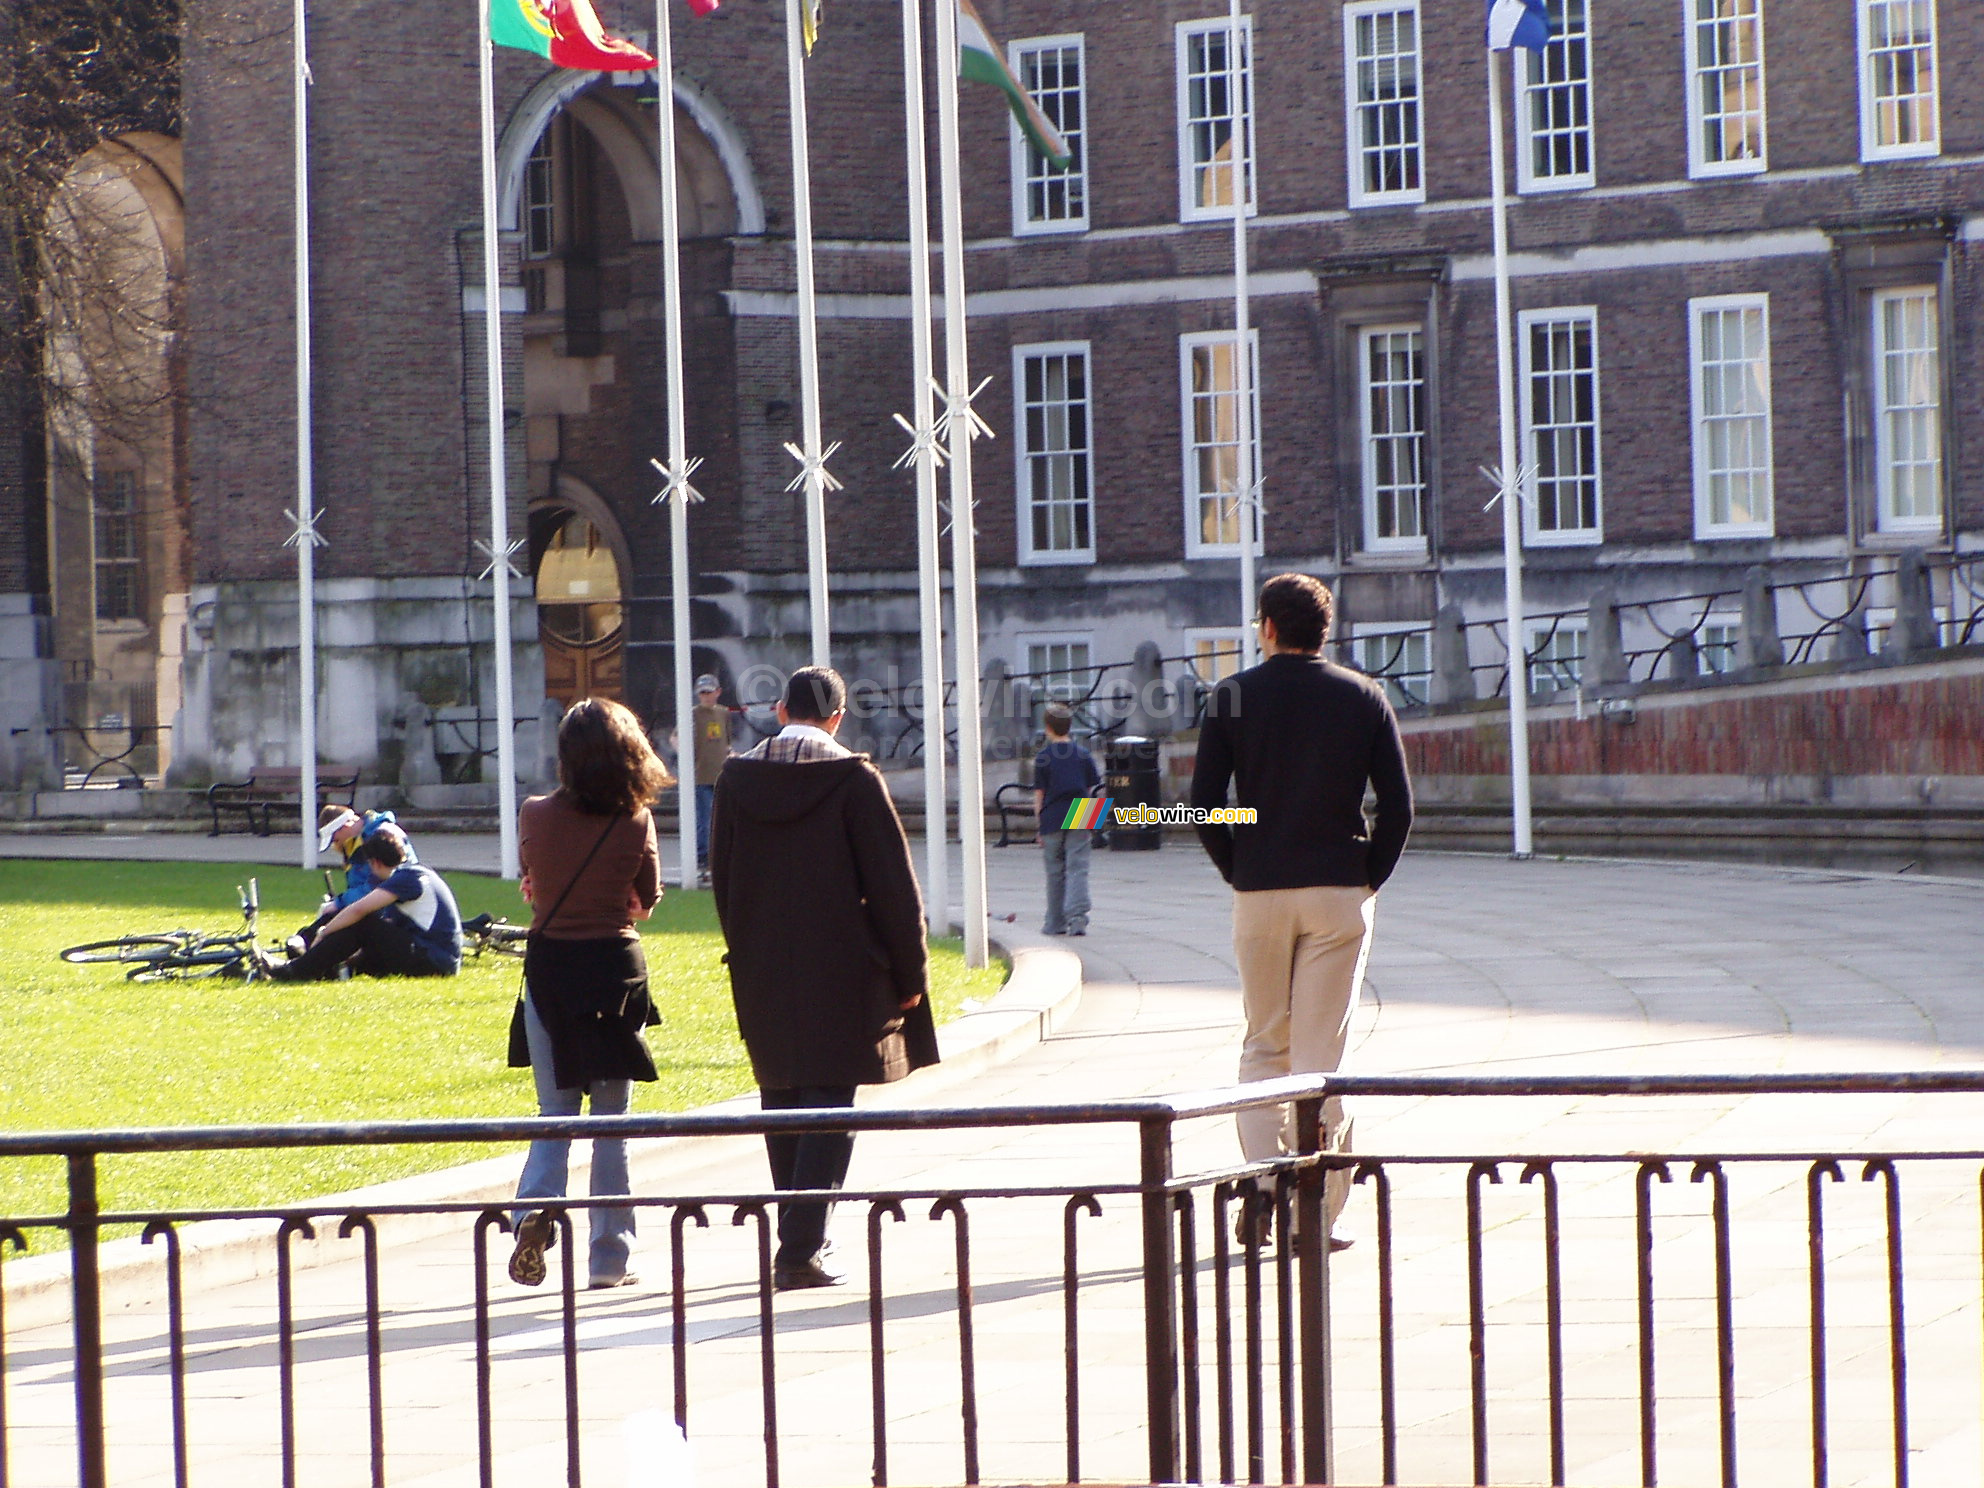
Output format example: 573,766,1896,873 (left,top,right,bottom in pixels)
710,665,939,1290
